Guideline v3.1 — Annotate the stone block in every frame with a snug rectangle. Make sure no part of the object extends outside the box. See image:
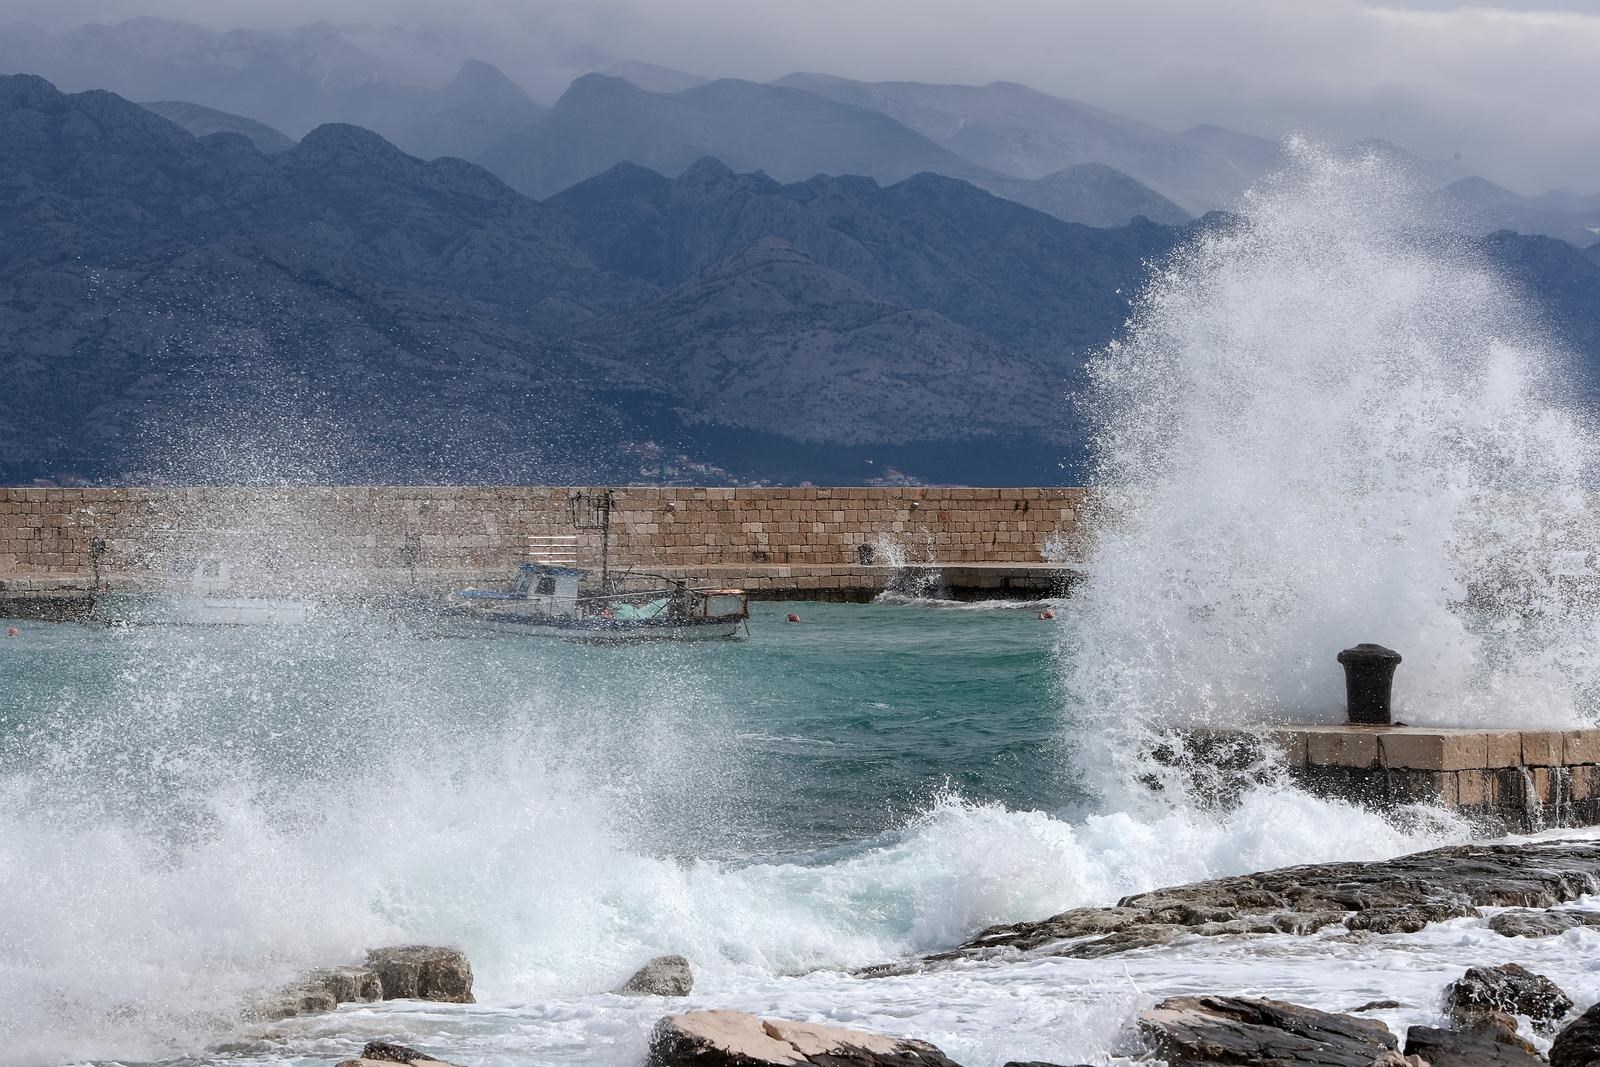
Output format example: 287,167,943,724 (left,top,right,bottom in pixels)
1378,730,1489,771
1306,728,1380,769
1563,730,1600,765
1521,732,1564,766
1484,731,1524,768
1456,769,1489,807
